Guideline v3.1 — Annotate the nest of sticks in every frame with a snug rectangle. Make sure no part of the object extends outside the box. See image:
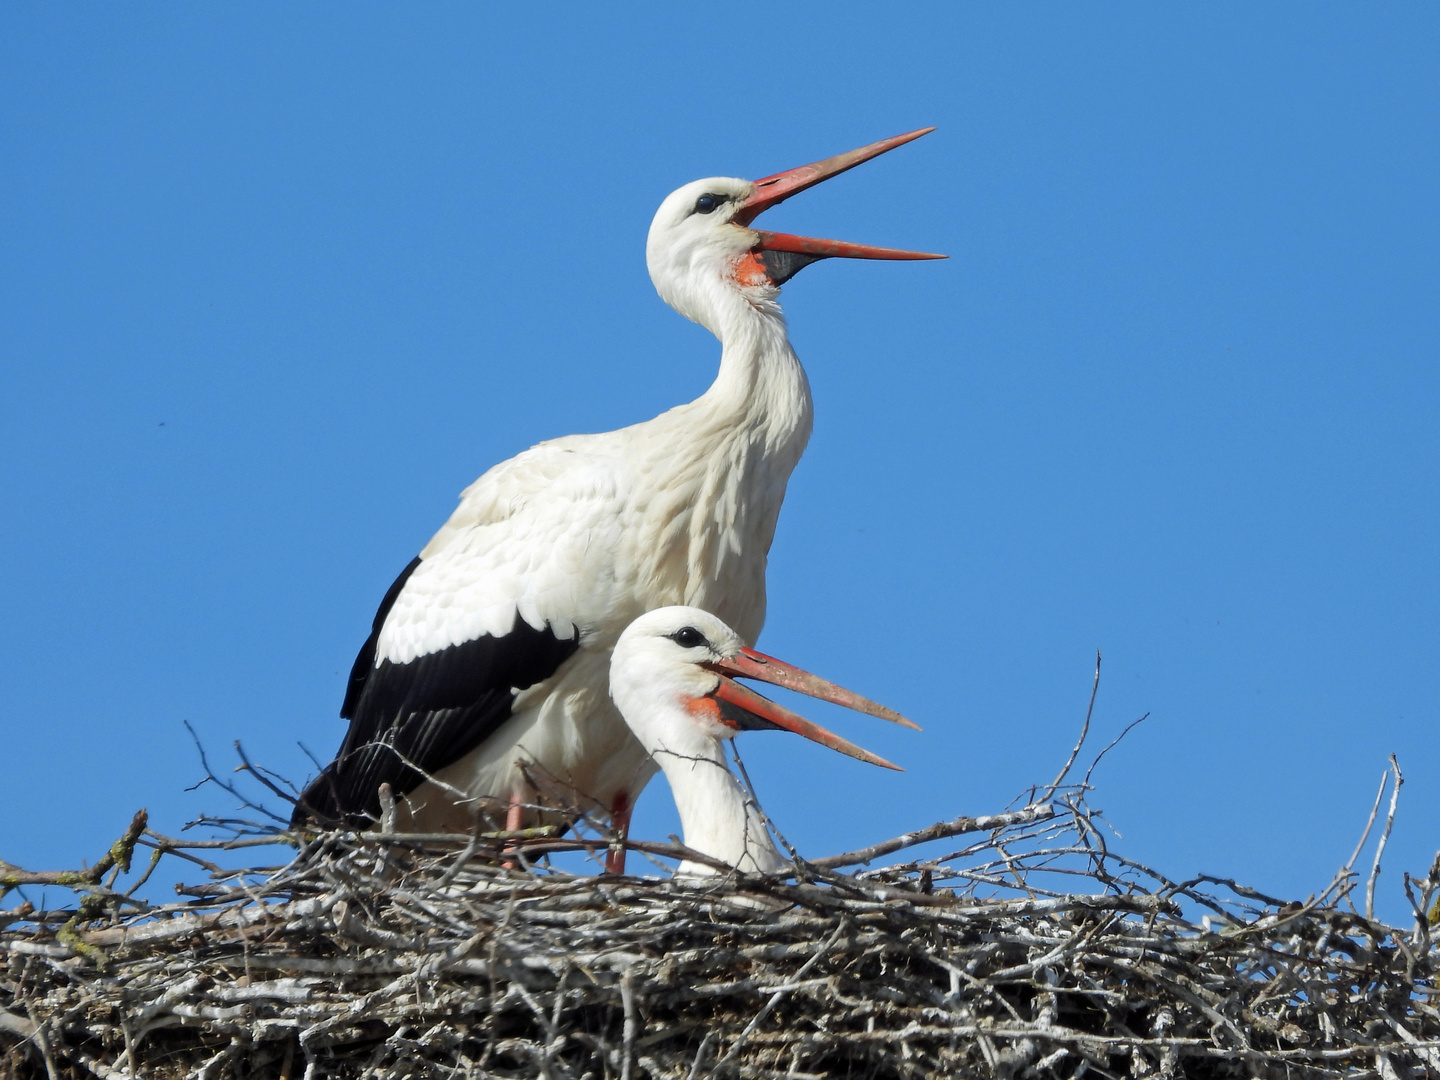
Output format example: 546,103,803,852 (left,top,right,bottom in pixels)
3,737,1439,1079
